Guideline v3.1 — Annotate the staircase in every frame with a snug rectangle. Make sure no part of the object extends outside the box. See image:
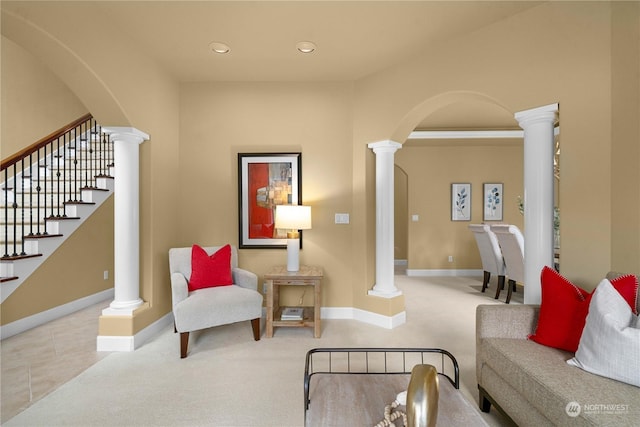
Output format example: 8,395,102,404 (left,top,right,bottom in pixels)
1,114,114,303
